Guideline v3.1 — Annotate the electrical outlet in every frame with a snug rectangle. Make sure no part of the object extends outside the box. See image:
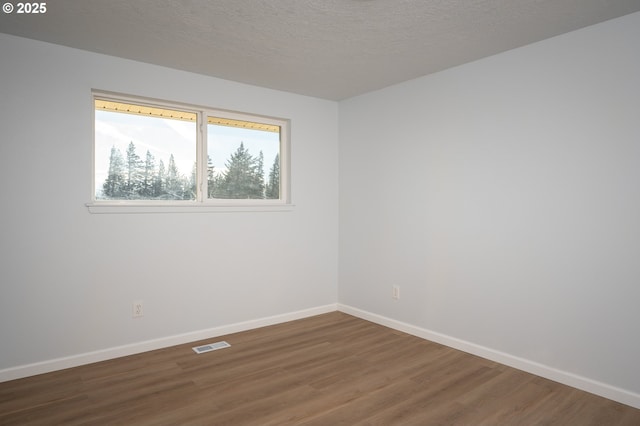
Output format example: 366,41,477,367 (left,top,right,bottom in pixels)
133,301,144,318
392,285,400,300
